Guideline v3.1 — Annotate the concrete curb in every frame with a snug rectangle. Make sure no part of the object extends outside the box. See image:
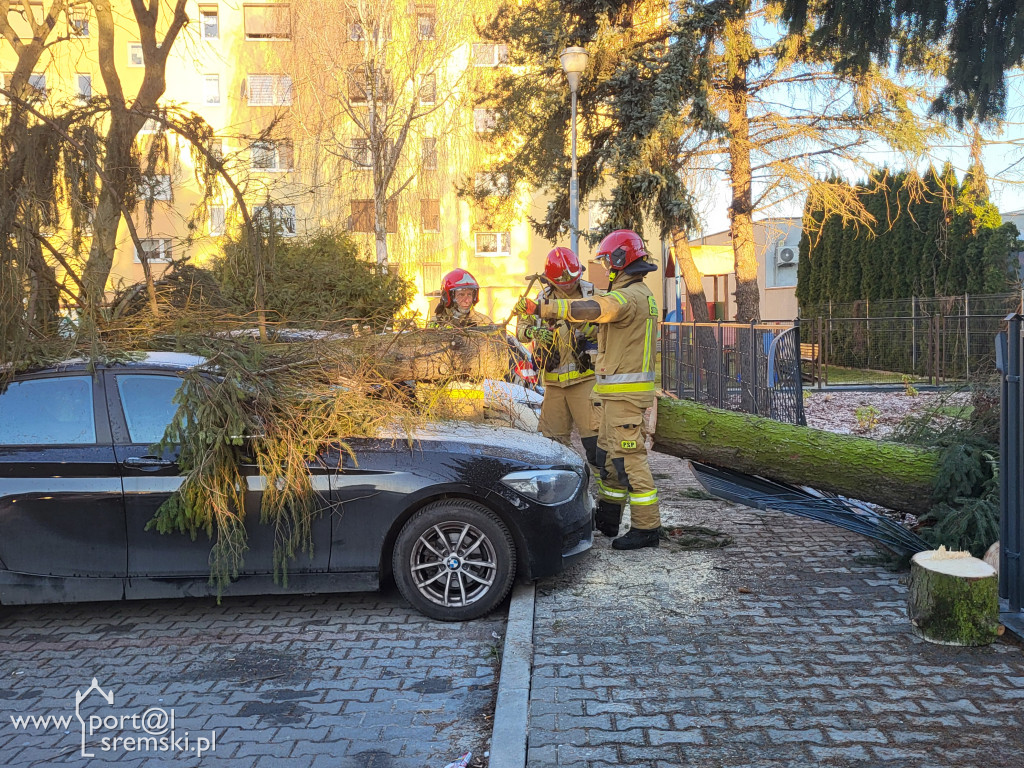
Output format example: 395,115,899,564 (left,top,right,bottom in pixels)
488,581,535,768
